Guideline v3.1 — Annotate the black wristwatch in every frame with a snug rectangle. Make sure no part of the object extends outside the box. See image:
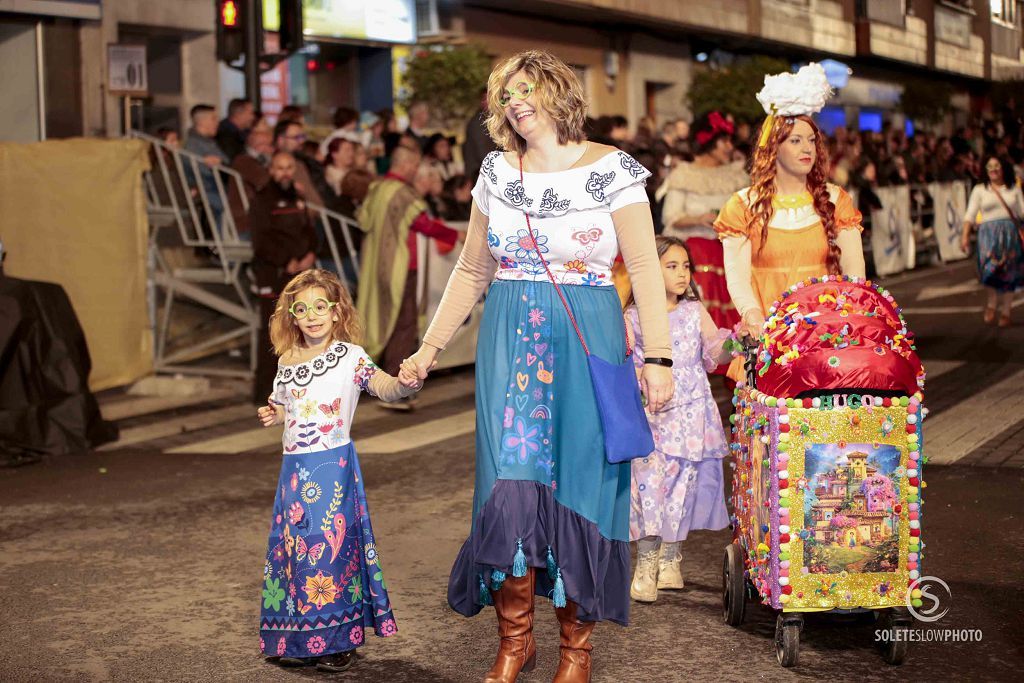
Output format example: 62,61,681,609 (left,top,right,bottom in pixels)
644,357,673,368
